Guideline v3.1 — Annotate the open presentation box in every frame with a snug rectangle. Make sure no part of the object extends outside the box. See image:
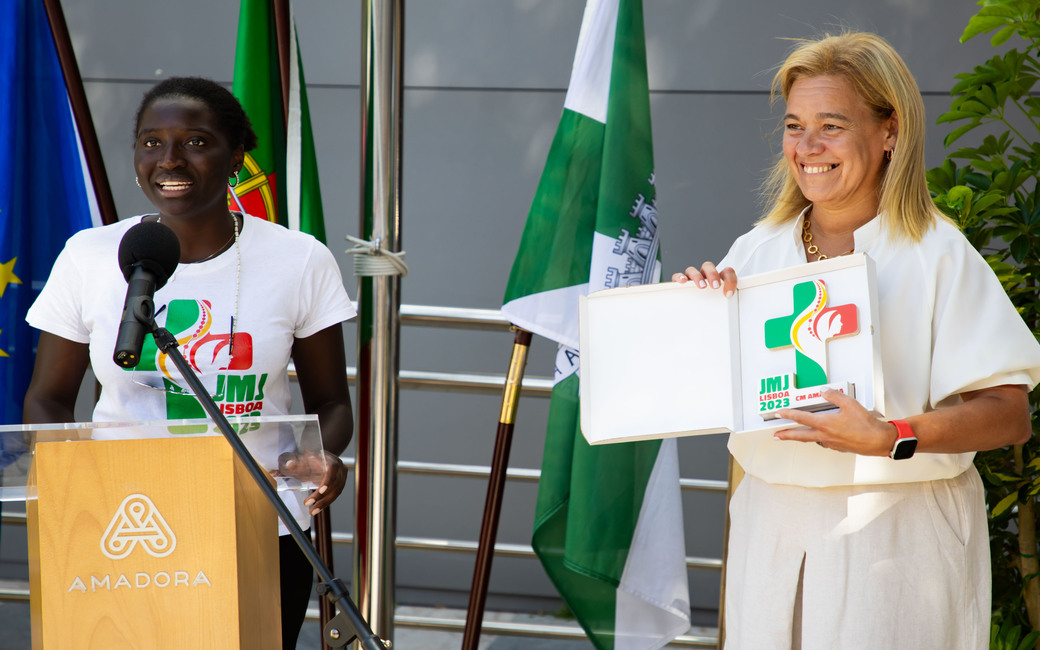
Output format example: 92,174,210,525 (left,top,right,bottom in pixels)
578,254,885,445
